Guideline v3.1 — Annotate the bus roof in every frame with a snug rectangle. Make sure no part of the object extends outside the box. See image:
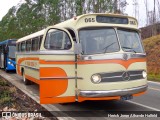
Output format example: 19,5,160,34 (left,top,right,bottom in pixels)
17,13,138,43
0,39,16,45
17,29,45,43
